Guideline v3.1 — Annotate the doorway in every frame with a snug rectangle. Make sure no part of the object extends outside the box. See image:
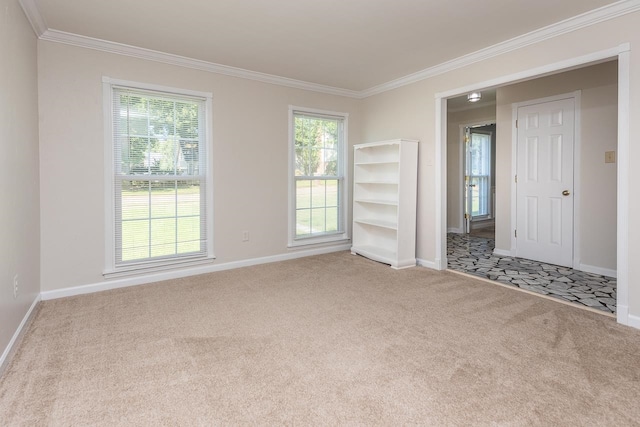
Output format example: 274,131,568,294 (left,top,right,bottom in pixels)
464,124,495,238
441,59,621,316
